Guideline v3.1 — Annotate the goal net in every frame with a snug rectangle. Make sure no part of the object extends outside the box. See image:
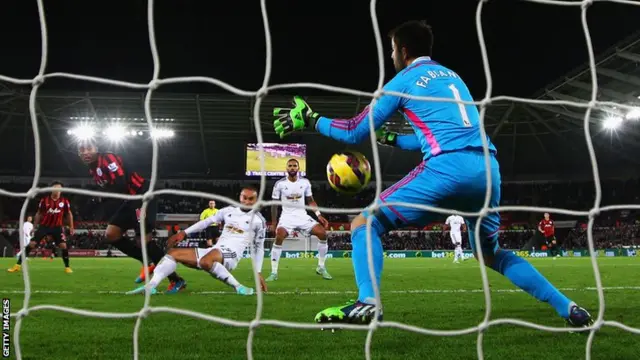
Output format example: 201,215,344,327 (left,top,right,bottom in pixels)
3,0,640,359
